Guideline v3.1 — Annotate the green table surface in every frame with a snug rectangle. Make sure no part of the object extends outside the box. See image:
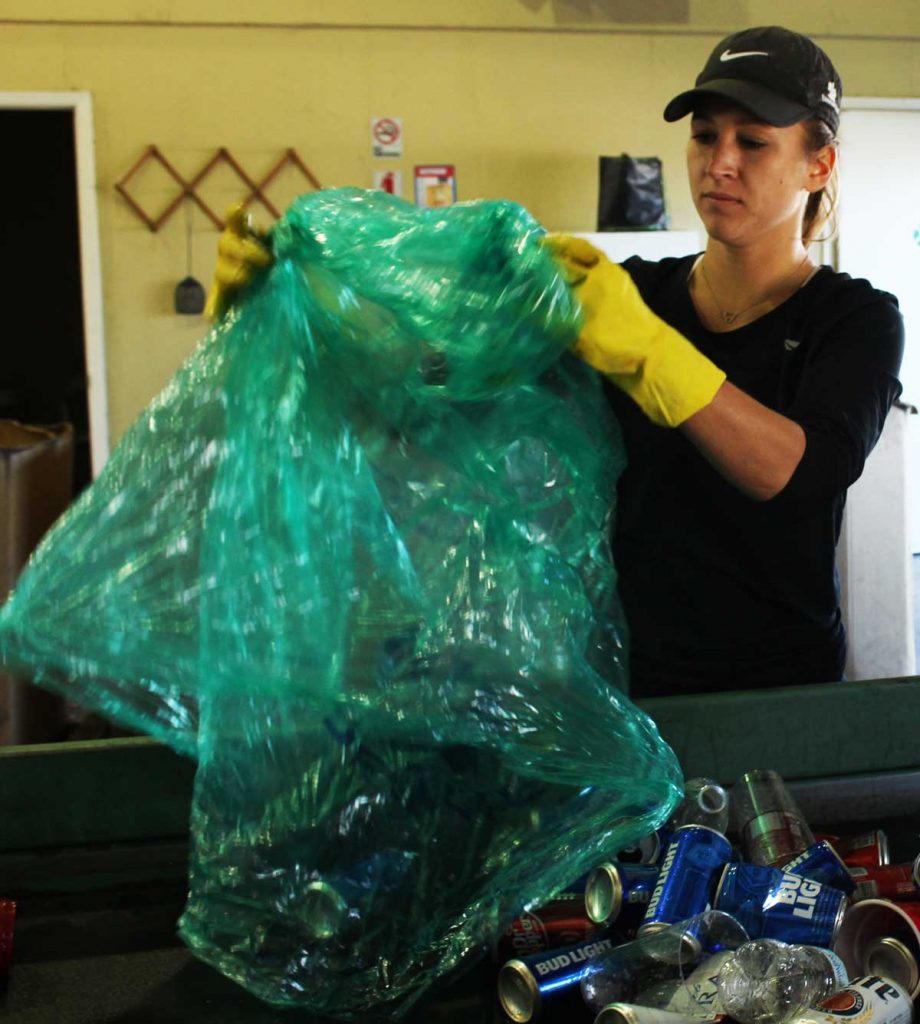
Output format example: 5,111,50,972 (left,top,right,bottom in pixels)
5,675,920,1021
